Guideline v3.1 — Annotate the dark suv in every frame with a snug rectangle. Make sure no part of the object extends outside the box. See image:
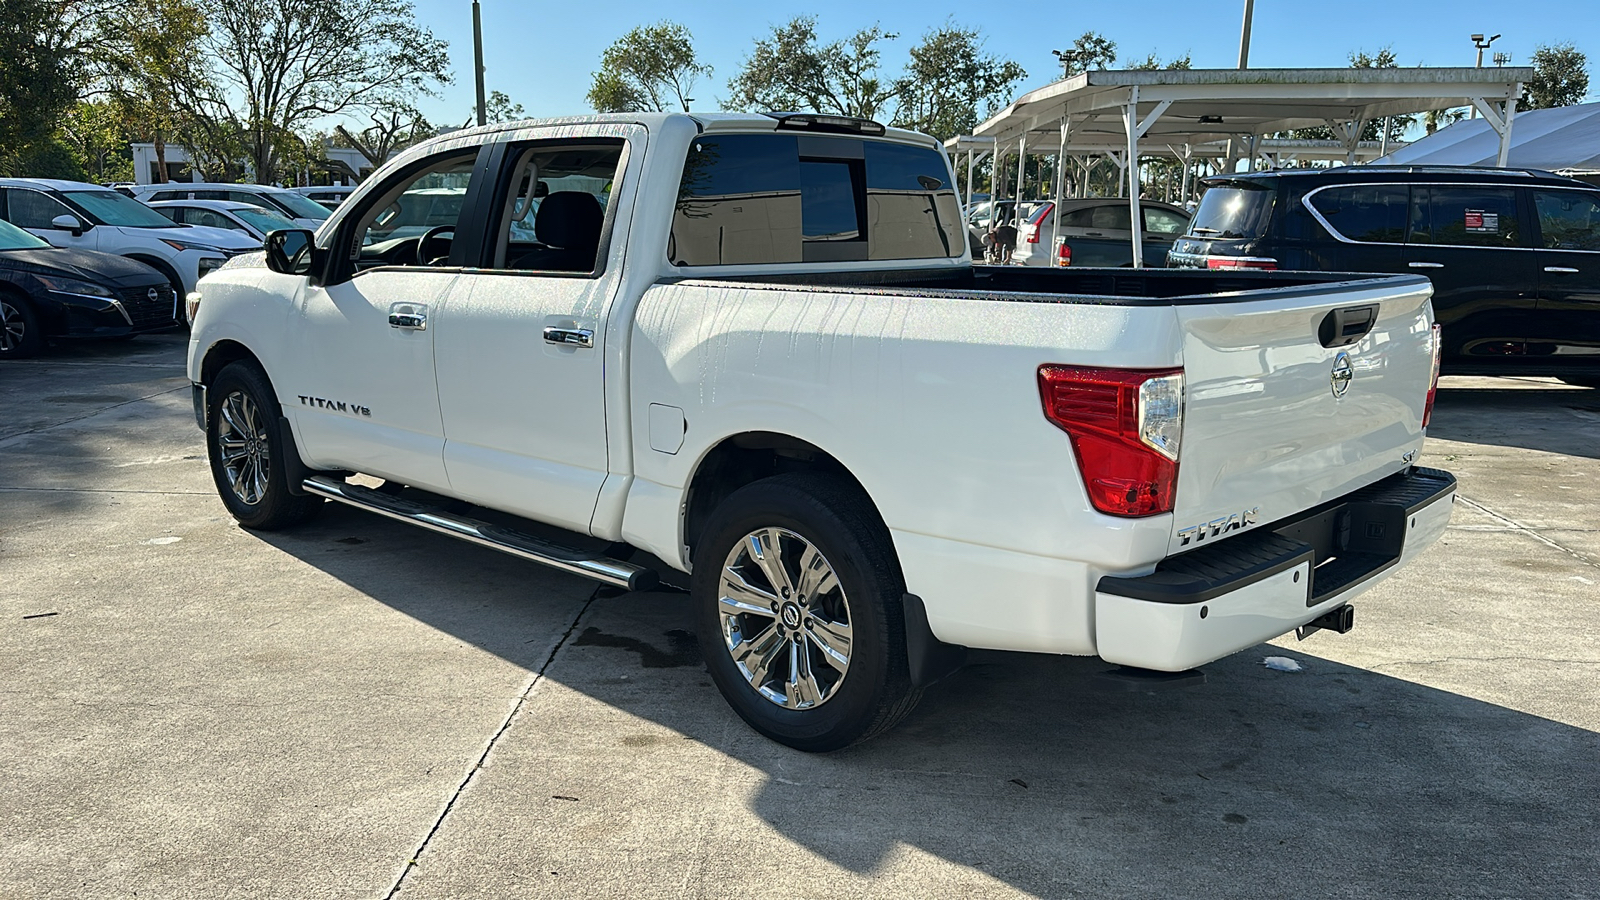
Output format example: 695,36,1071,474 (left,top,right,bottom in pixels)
1168,166,1600,383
